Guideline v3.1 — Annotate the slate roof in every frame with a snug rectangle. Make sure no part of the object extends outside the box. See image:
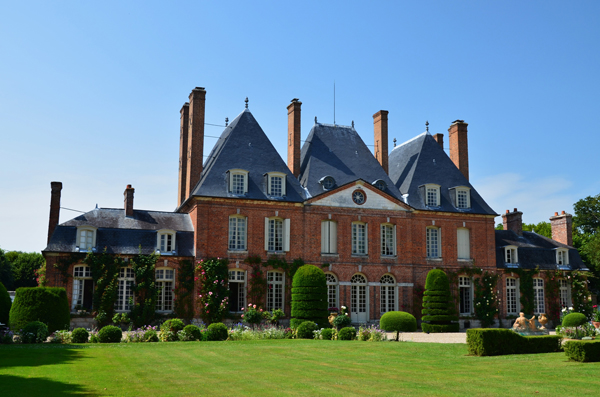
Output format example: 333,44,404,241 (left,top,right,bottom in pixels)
299,123,402,200
495,230,587,271
189,109,306,202
44,208,195,256
388,132,496,215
